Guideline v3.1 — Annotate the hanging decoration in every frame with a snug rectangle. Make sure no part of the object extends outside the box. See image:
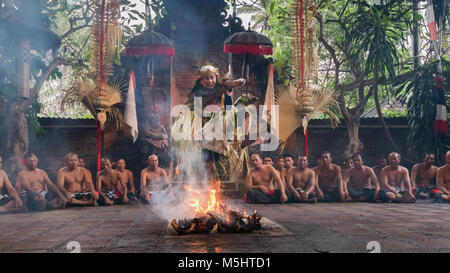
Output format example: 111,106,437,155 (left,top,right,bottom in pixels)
61,0,123,171
276,0,338,156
